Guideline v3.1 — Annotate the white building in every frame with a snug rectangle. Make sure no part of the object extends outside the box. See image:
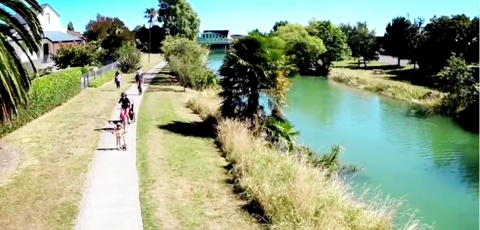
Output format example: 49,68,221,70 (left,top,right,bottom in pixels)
11,3,83,69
